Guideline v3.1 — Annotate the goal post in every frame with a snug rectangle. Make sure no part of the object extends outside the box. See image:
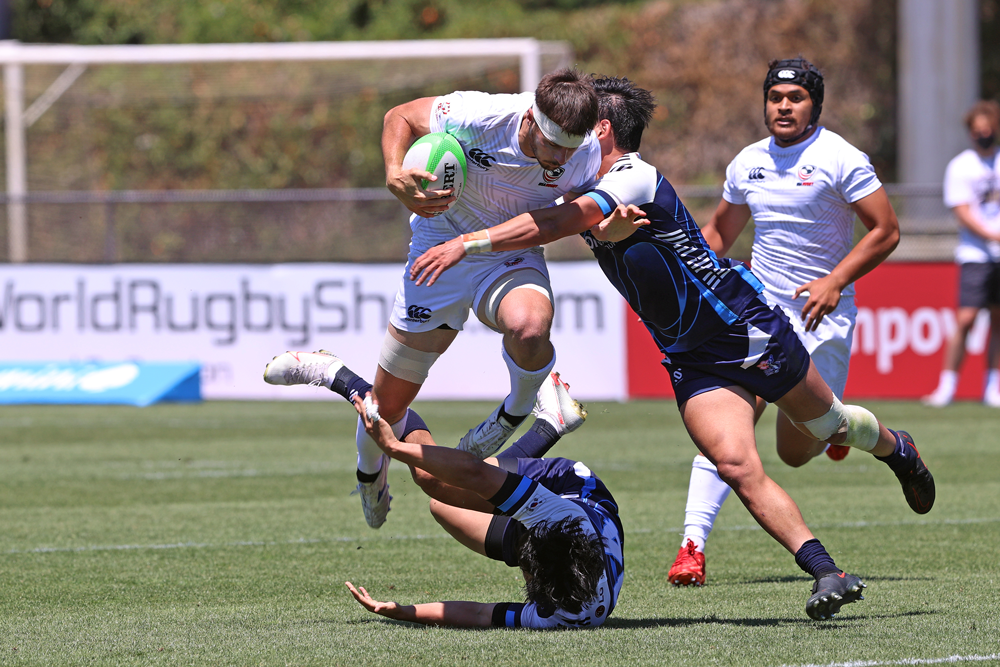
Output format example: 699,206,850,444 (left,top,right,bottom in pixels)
0,38,573,263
